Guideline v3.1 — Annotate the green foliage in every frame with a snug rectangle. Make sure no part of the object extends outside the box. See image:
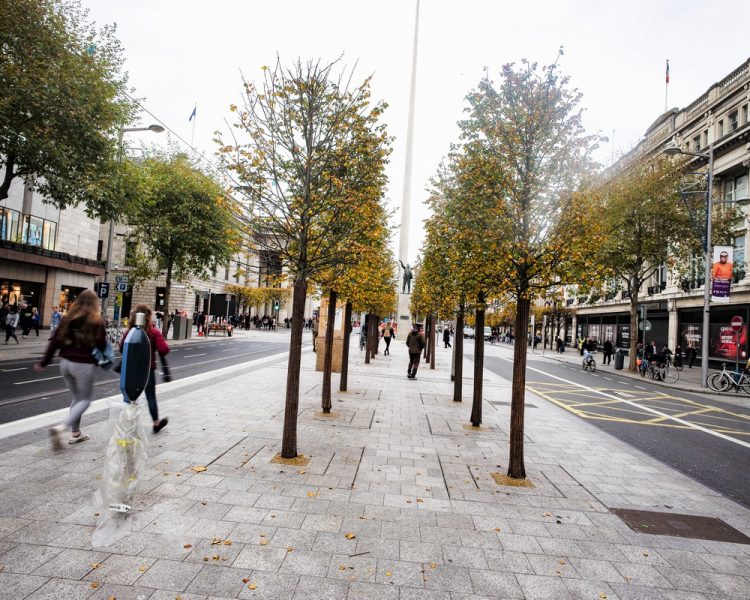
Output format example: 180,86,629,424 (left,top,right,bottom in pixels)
0,0,135,214
126,152,239,282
